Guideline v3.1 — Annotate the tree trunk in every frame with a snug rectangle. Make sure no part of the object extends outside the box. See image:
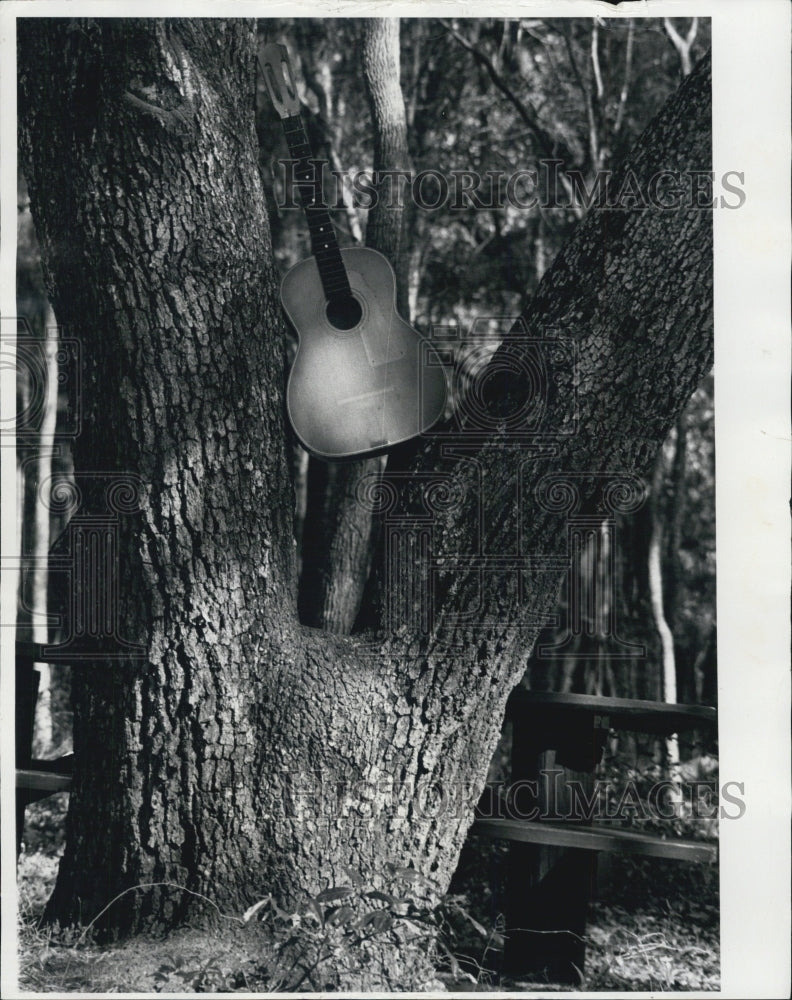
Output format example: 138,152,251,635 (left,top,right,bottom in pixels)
649,450,682,785
297,452,386,631
20,19,713,987
18,173,59,750
667,410,698,704
20,15,299,930
361,17,412,317
298,18,413,634
30,306,59,753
